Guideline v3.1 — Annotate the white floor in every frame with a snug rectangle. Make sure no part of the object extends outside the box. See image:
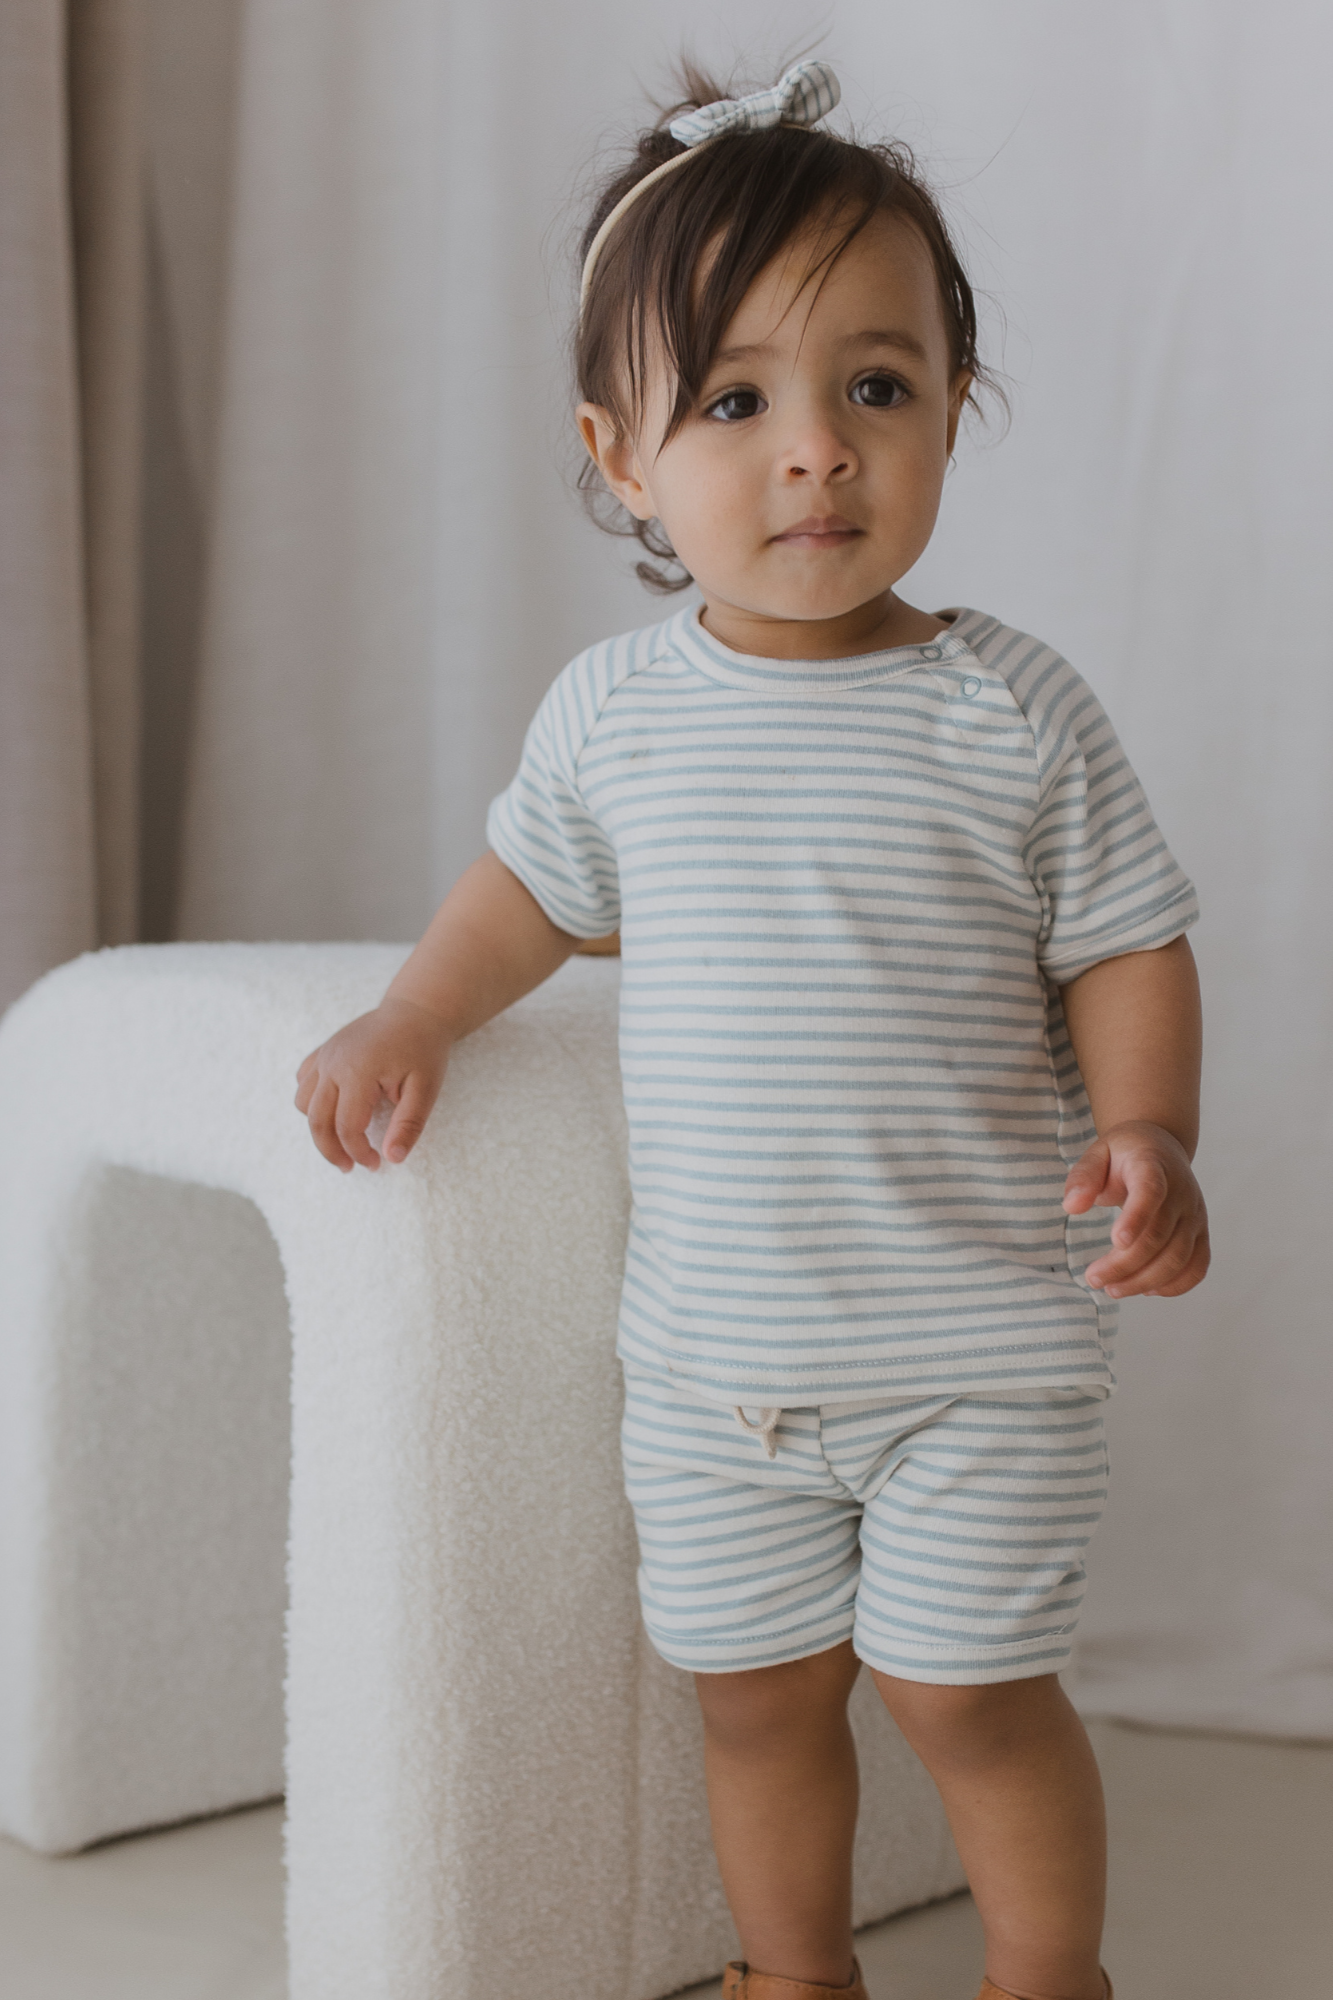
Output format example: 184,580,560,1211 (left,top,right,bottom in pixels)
2,1721,1330,1999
